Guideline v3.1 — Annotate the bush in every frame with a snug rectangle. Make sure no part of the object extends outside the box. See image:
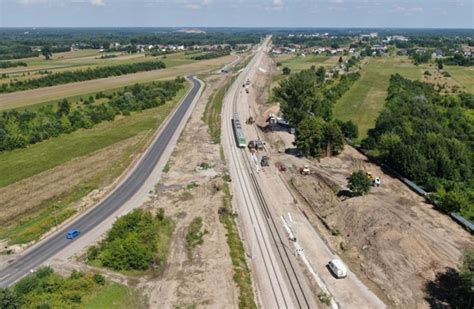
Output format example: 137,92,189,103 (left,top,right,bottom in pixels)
0,288,21,309
348,170,372,196
92,274,106,285
282,66,291,75
87,209,174,272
